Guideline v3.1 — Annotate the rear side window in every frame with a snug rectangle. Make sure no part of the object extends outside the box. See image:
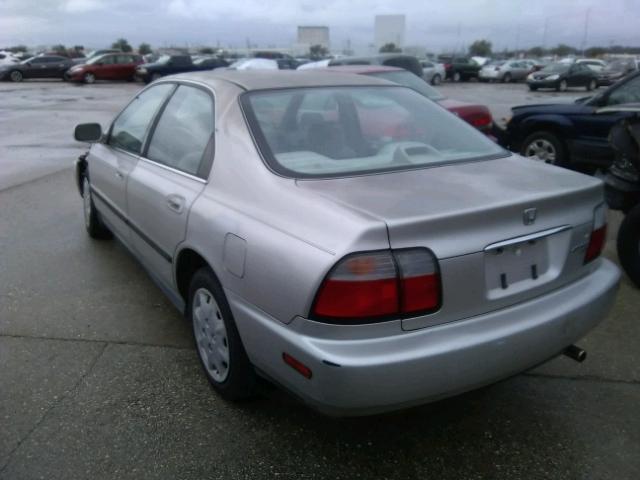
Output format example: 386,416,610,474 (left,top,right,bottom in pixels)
108,84,174,154
147,85,214,176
